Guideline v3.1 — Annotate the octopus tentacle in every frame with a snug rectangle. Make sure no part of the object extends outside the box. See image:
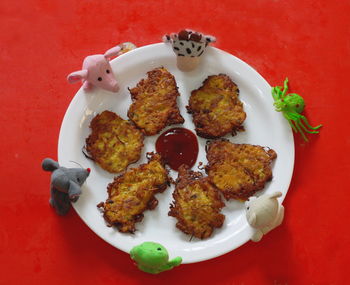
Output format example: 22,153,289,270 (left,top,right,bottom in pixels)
294,119,308,141
284,115,297,132
281,78,289,97
298,117,319,134
300,115,322,131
